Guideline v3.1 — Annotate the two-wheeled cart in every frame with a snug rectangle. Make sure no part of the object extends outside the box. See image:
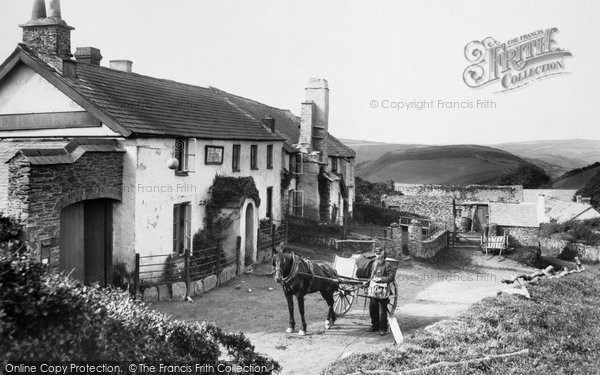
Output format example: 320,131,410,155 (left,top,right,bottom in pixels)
331,255,399,316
